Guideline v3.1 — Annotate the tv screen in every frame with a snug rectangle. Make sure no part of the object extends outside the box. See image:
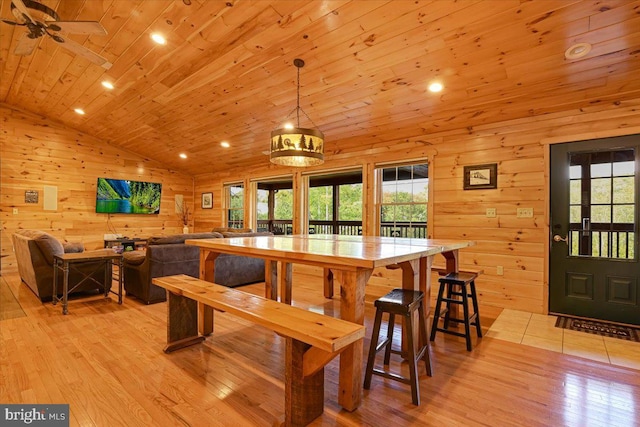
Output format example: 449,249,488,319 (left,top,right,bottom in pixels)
96,178,162,214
